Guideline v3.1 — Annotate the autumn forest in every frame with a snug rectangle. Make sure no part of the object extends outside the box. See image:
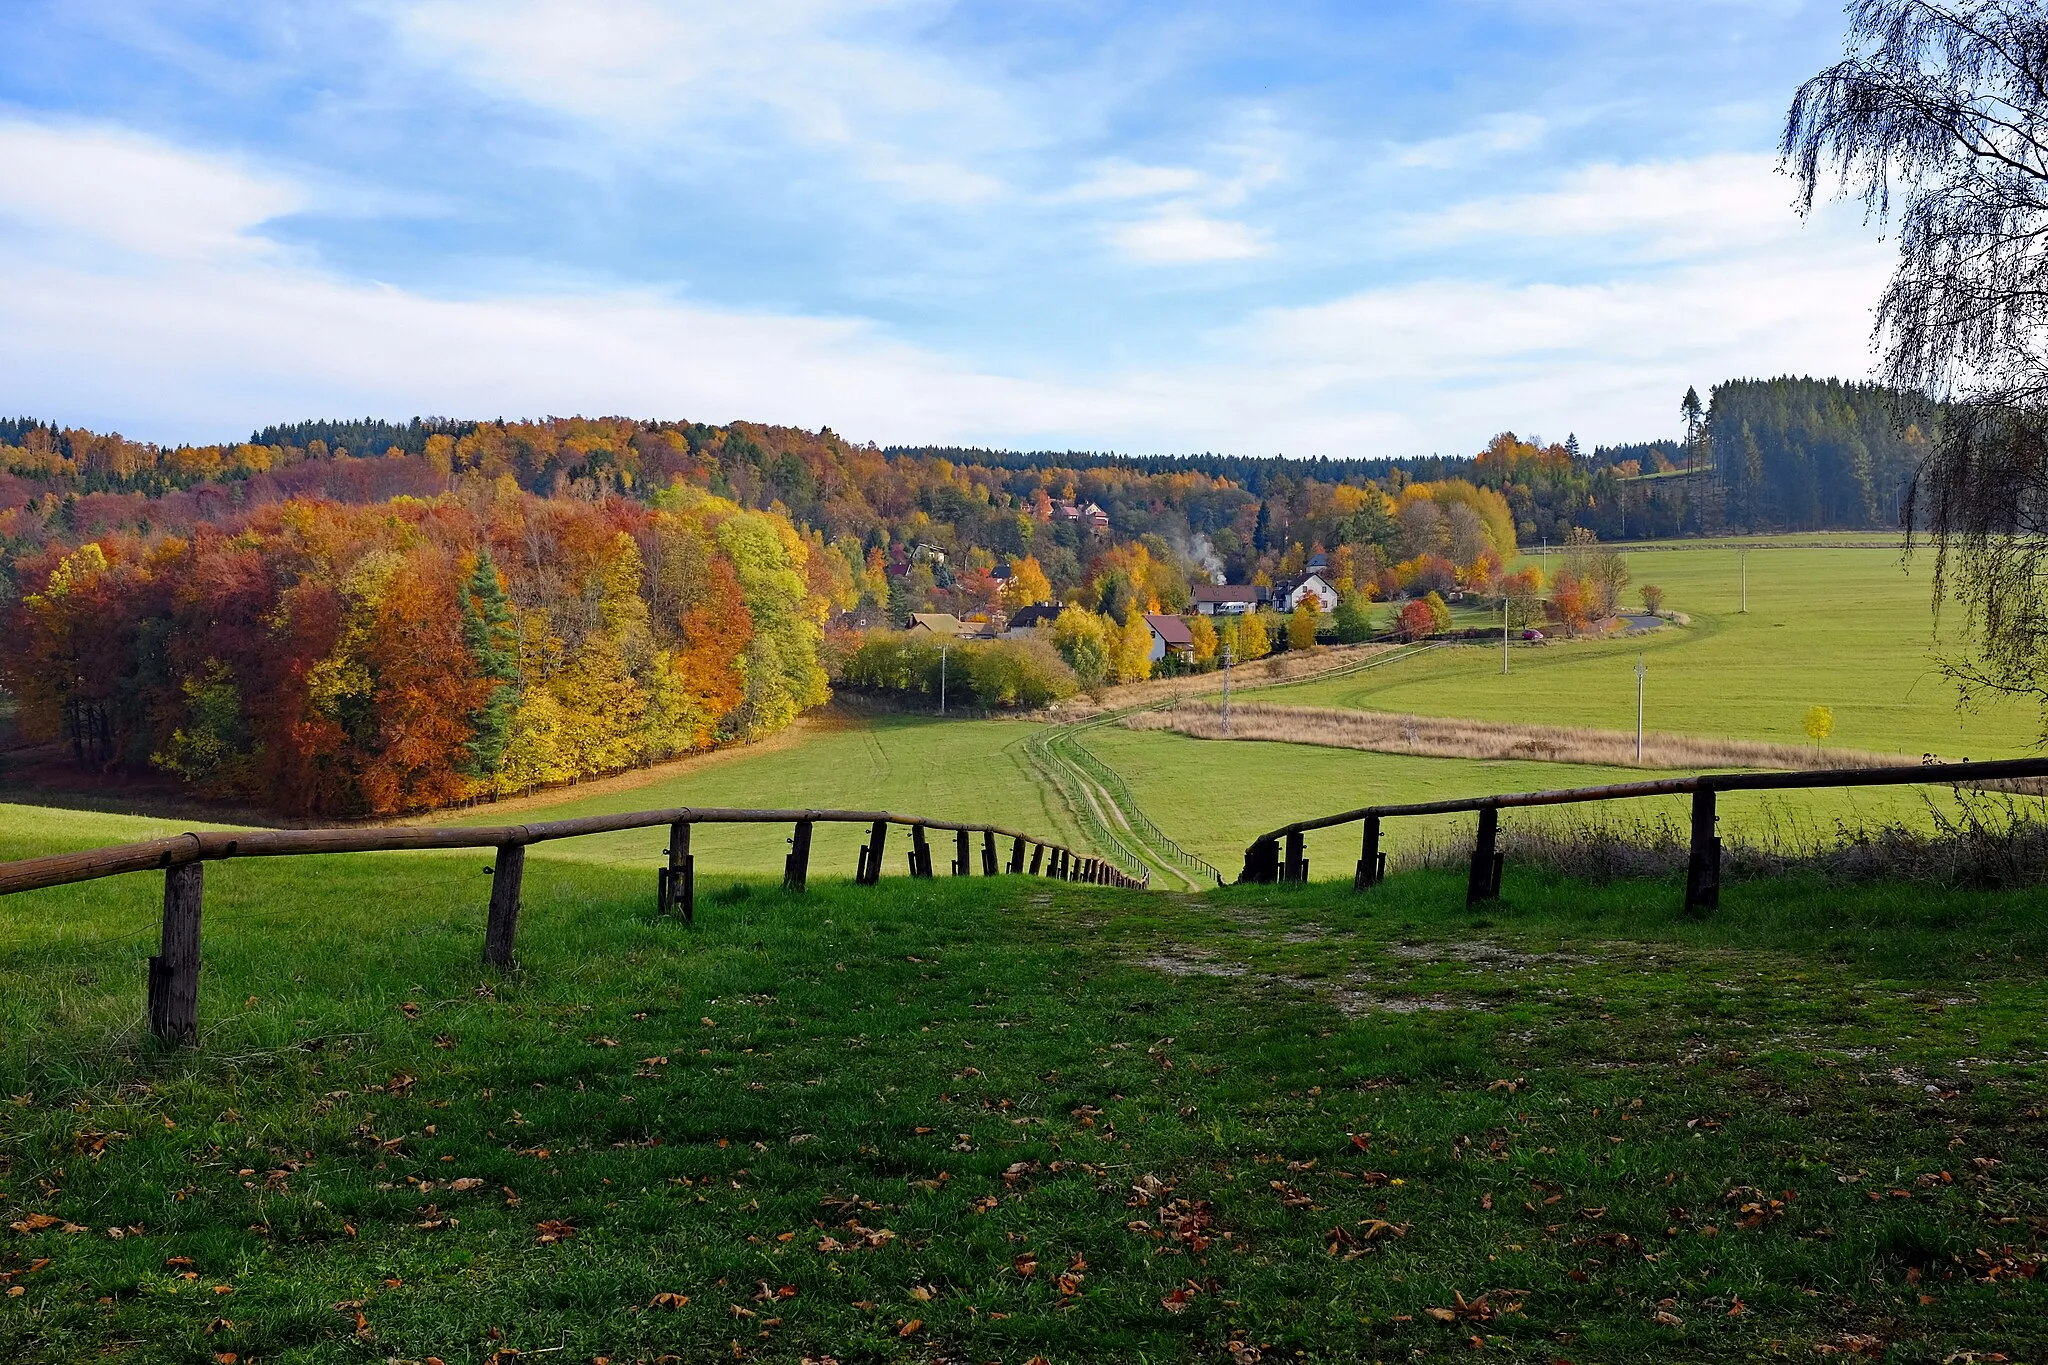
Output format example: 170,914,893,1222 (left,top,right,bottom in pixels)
0,379,1919,817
